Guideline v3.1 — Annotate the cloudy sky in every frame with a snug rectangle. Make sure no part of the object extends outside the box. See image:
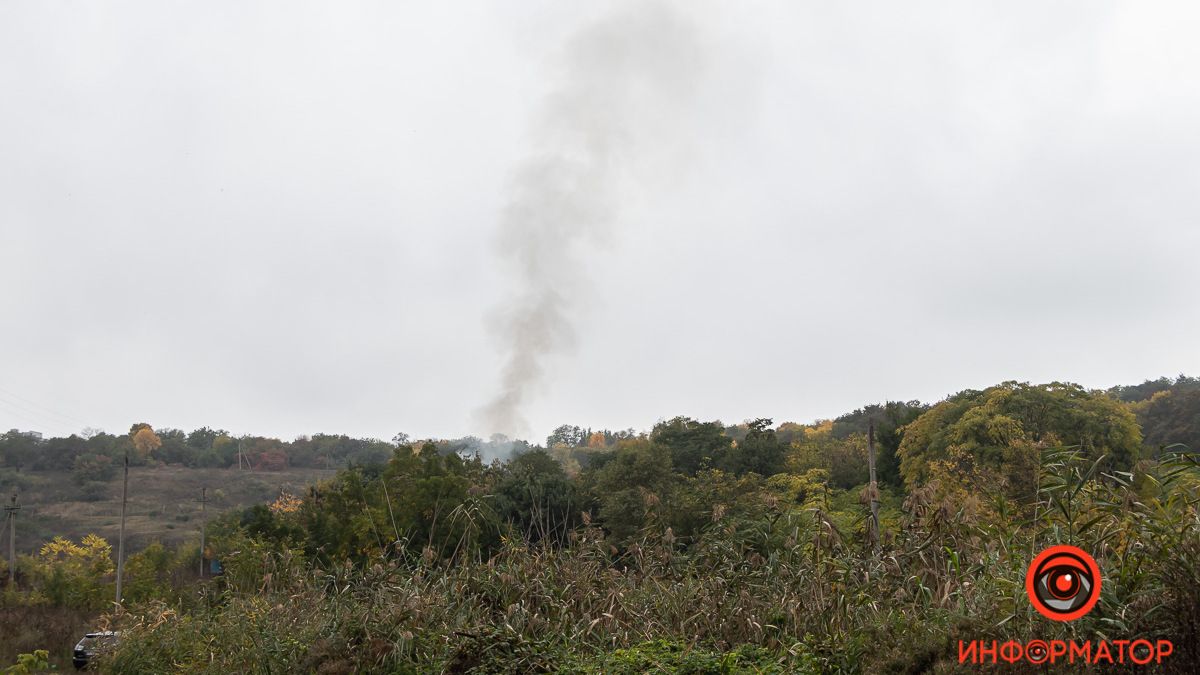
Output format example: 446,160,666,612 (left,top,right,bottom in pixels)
2,1,1198,443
